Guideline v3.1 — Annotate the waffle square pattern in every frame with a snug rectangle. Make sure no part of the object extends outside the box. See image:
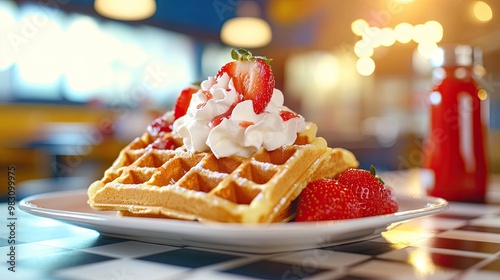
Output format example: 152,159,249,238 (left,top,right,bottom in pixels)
88,125,358,223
